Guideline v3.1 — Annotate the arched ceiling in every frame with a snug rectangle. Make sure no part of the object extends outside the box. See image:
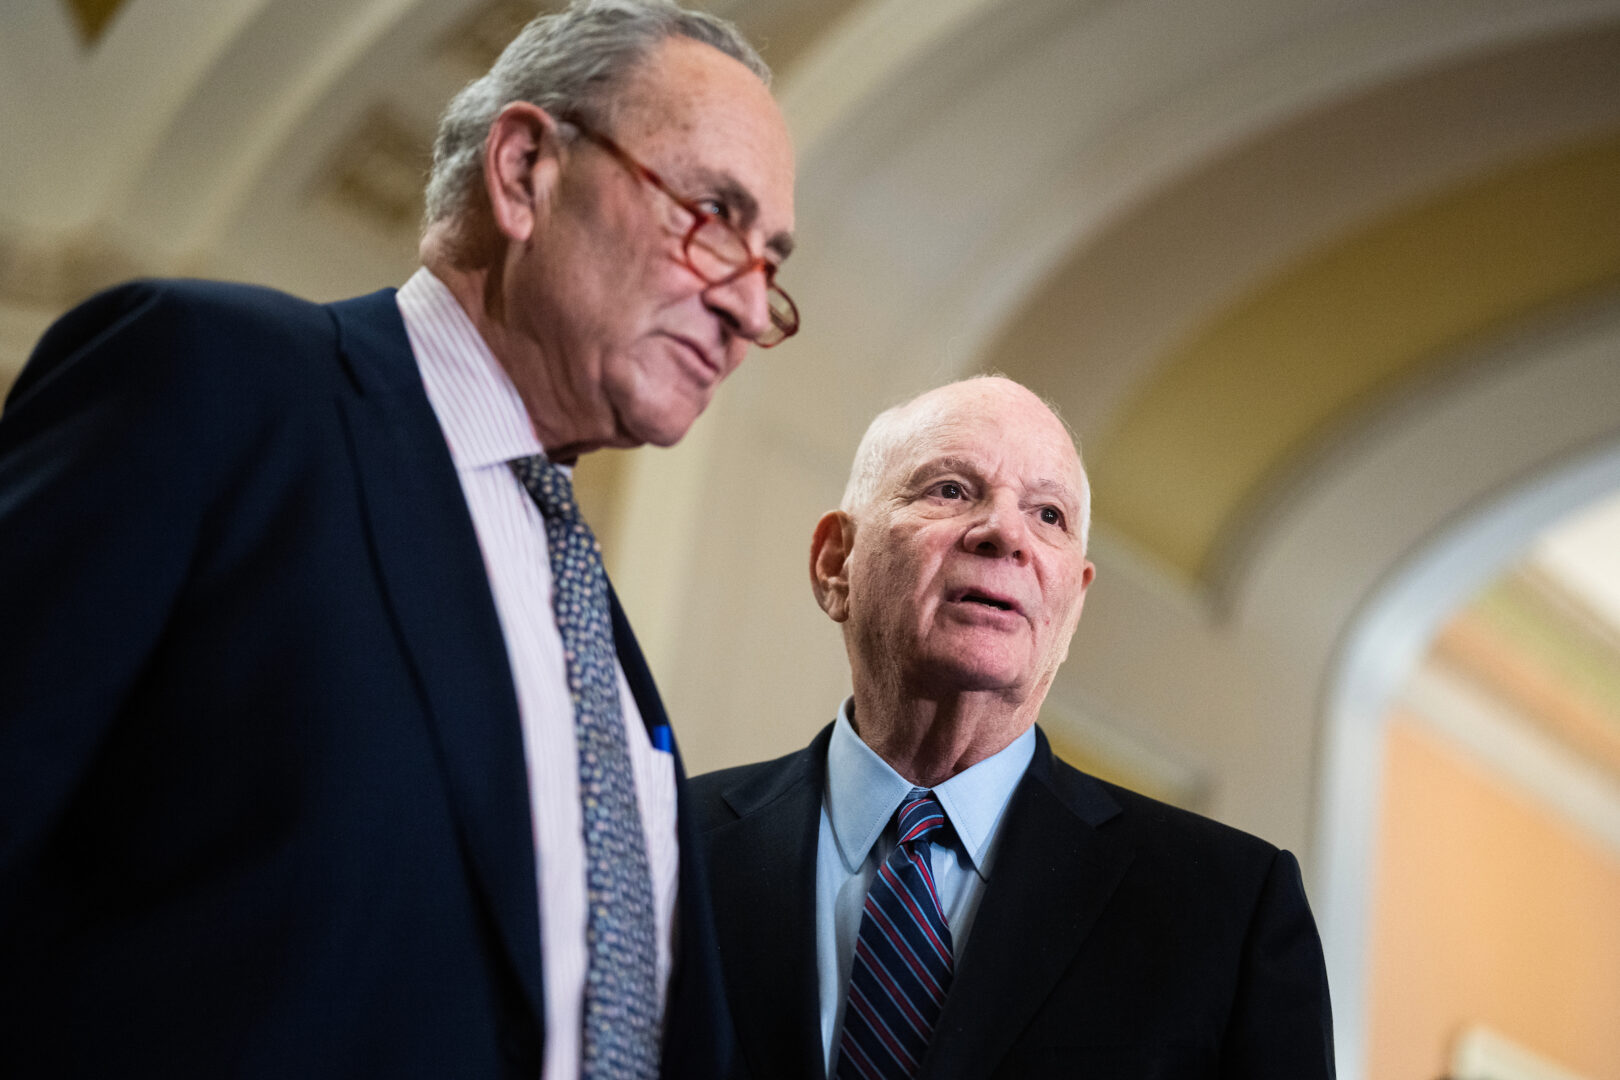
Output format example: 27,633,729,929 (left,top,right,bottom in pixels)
984,21,1620,592
7,2,1618,452
1095,133,1620,585
677,1,1620,577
